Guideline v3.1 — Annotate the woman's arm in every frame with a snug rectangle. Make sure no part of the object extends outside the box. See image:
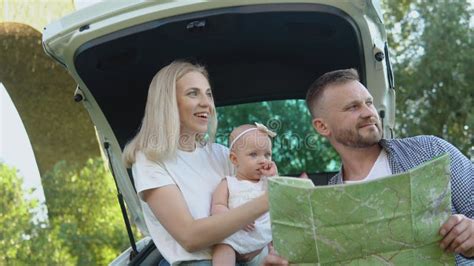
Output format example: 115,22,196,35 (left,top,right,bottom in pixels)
143,185,268,252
